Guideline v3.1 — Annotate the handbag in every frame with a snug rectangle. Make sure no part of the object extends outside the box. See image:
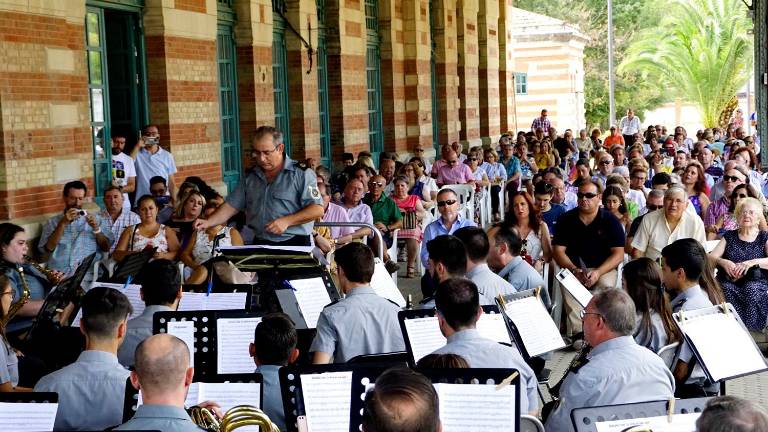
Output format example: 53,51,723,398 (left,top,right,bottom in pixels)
402,211,418,230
